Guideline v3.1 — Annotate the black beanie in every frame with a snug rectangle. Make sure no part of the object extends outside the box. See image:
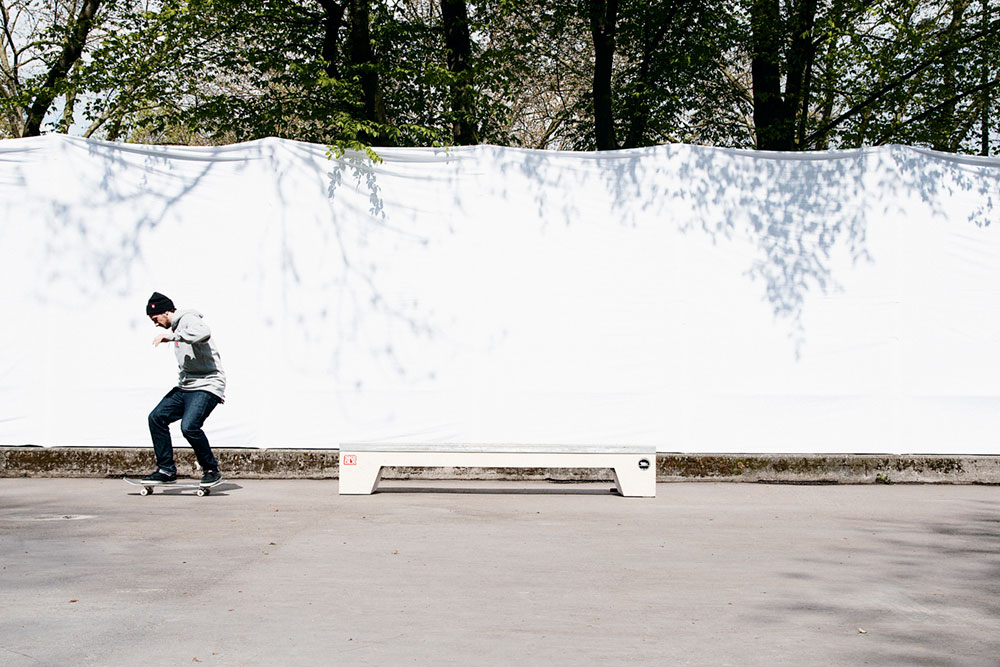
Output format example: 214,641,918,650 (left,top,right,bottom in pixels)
146,292,175,316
